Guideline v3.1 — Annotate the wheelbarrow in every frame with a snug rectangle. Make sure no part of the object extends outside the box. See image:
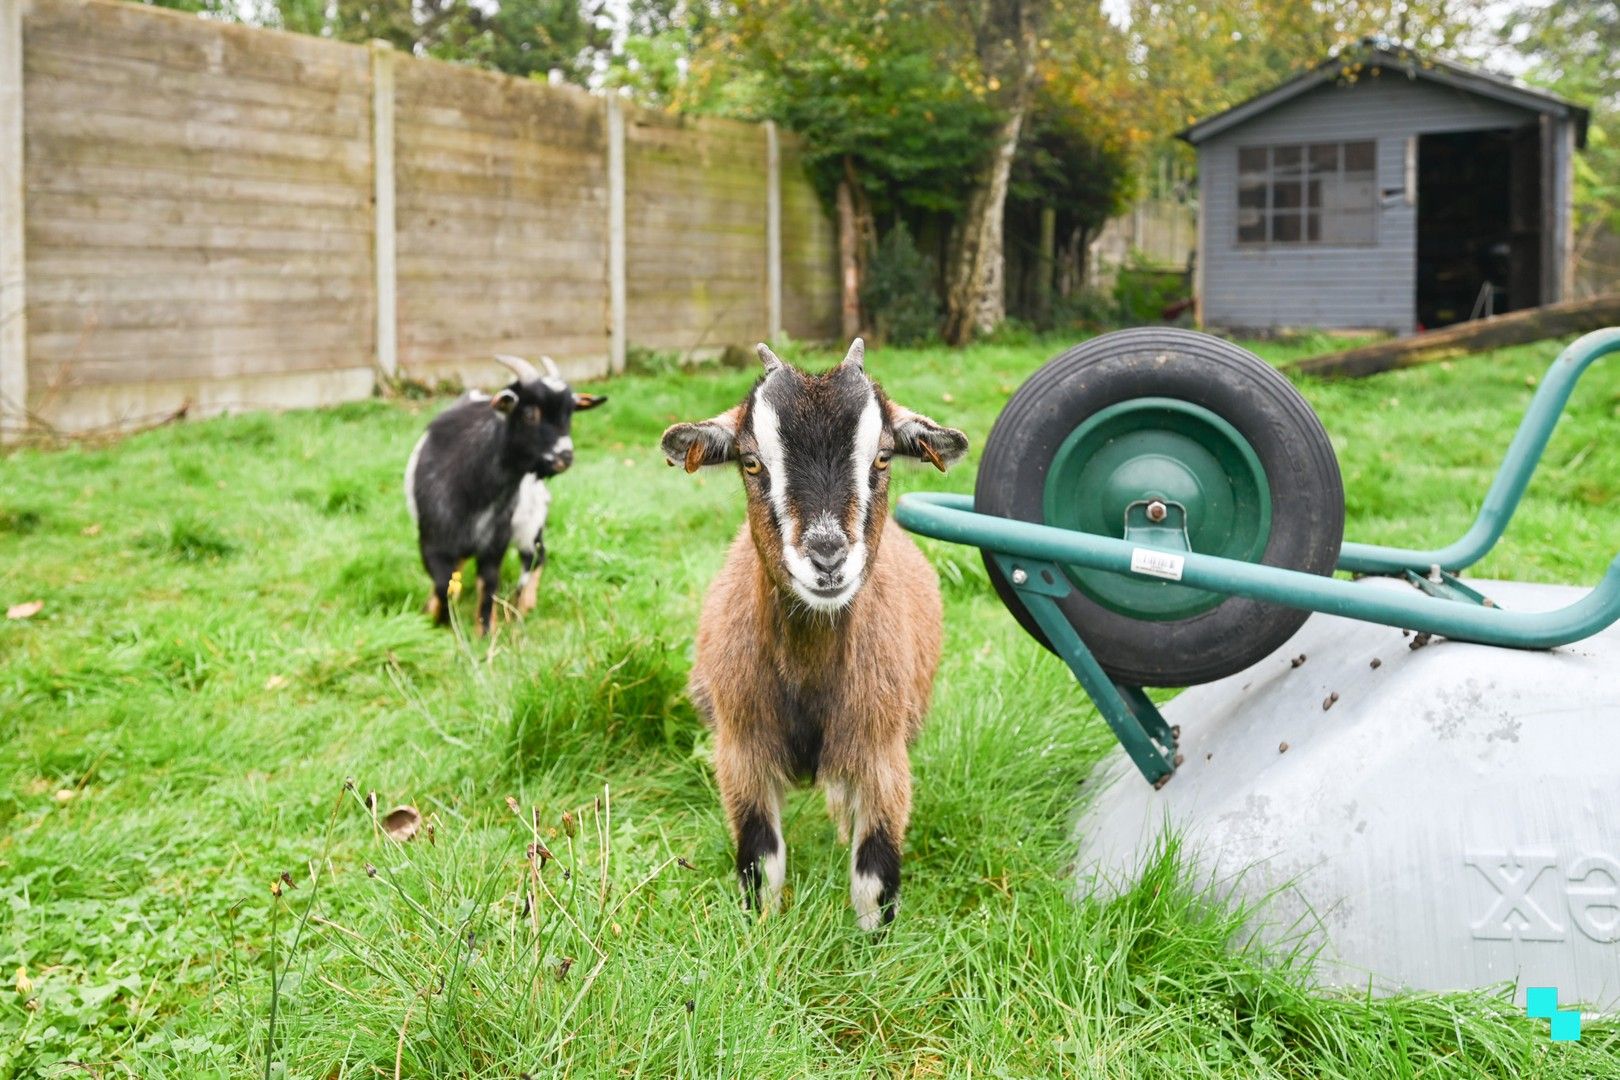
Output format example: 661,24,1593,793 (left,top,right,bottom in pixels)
896,327,1620,787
